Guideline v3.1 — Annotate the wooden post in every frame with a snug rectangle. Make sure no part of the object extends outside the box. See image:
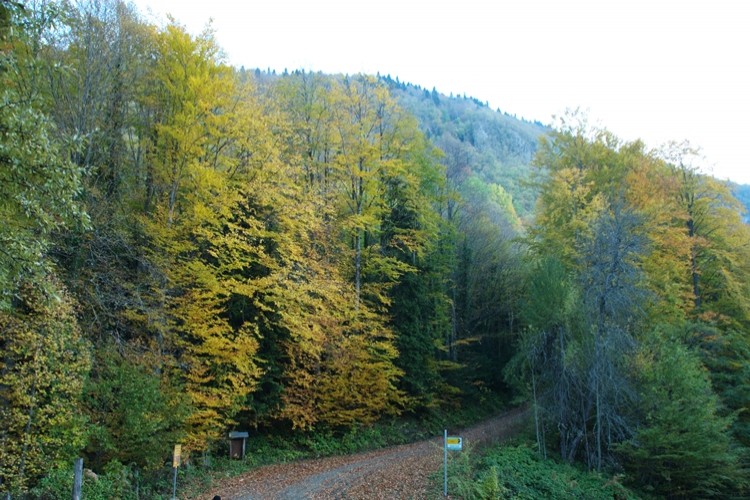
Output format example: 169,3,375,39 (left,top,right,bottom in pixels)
72,458,83,500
